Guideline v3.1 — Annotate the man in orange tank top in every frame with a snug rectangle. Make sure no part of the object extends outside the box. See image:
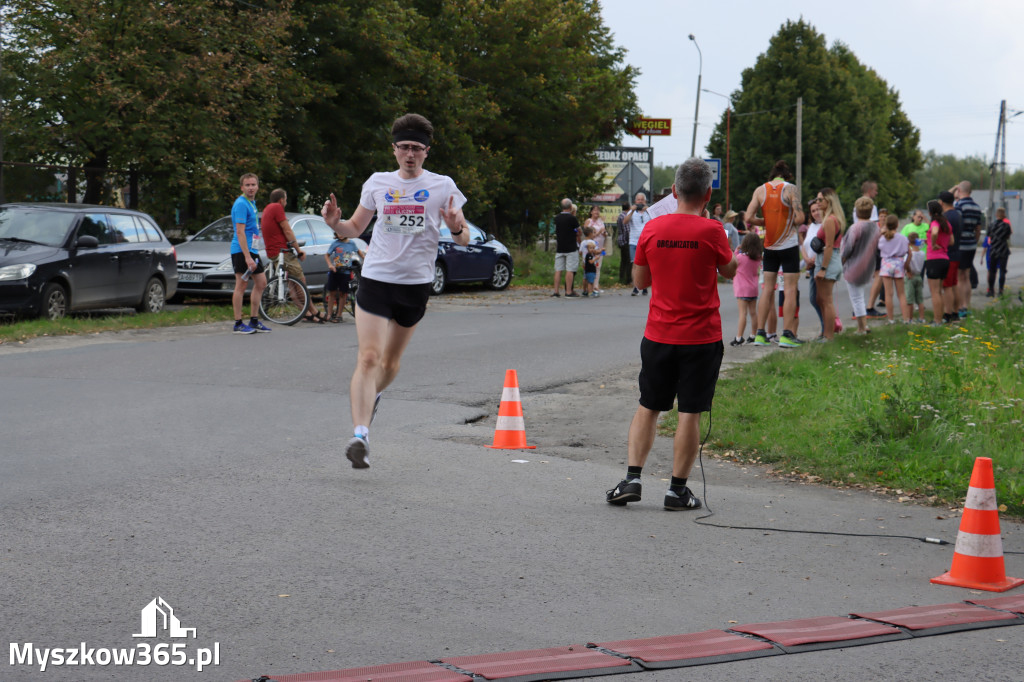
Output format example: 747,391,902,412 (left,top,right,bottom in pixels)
743,160,805,348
